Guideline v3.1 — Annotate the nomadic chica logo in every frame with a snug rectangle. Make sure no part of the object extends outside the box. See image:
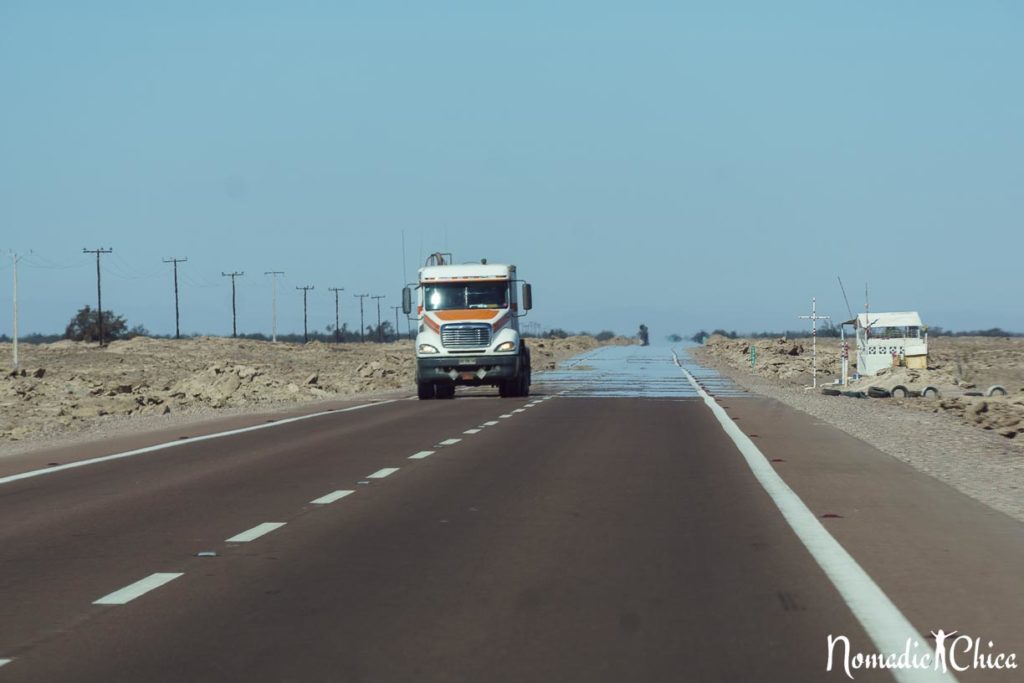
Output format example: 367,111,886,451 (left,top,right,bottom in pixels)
826,631,1018,679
